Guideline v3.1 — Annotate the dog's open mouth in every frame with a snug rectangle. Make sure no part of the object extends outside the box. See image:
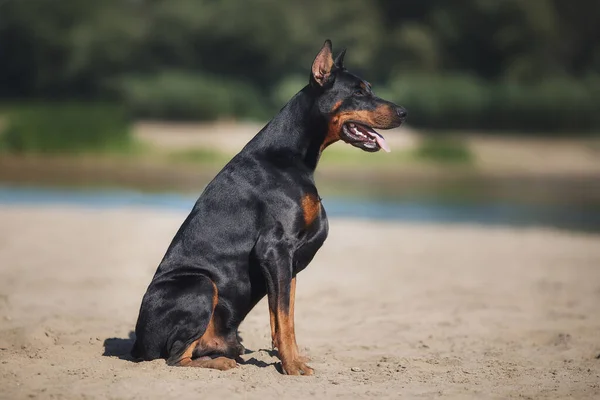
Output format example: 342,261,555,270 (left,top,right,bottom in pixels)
341,122,390,153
